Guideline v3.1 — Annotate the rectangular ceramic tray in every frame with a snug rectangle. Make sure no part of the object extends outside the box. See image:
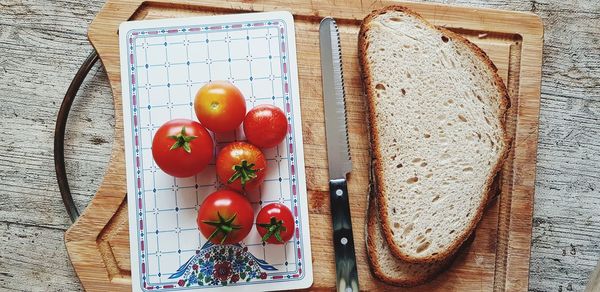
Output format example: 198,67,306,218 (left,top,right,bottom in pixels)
118,11,313,291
